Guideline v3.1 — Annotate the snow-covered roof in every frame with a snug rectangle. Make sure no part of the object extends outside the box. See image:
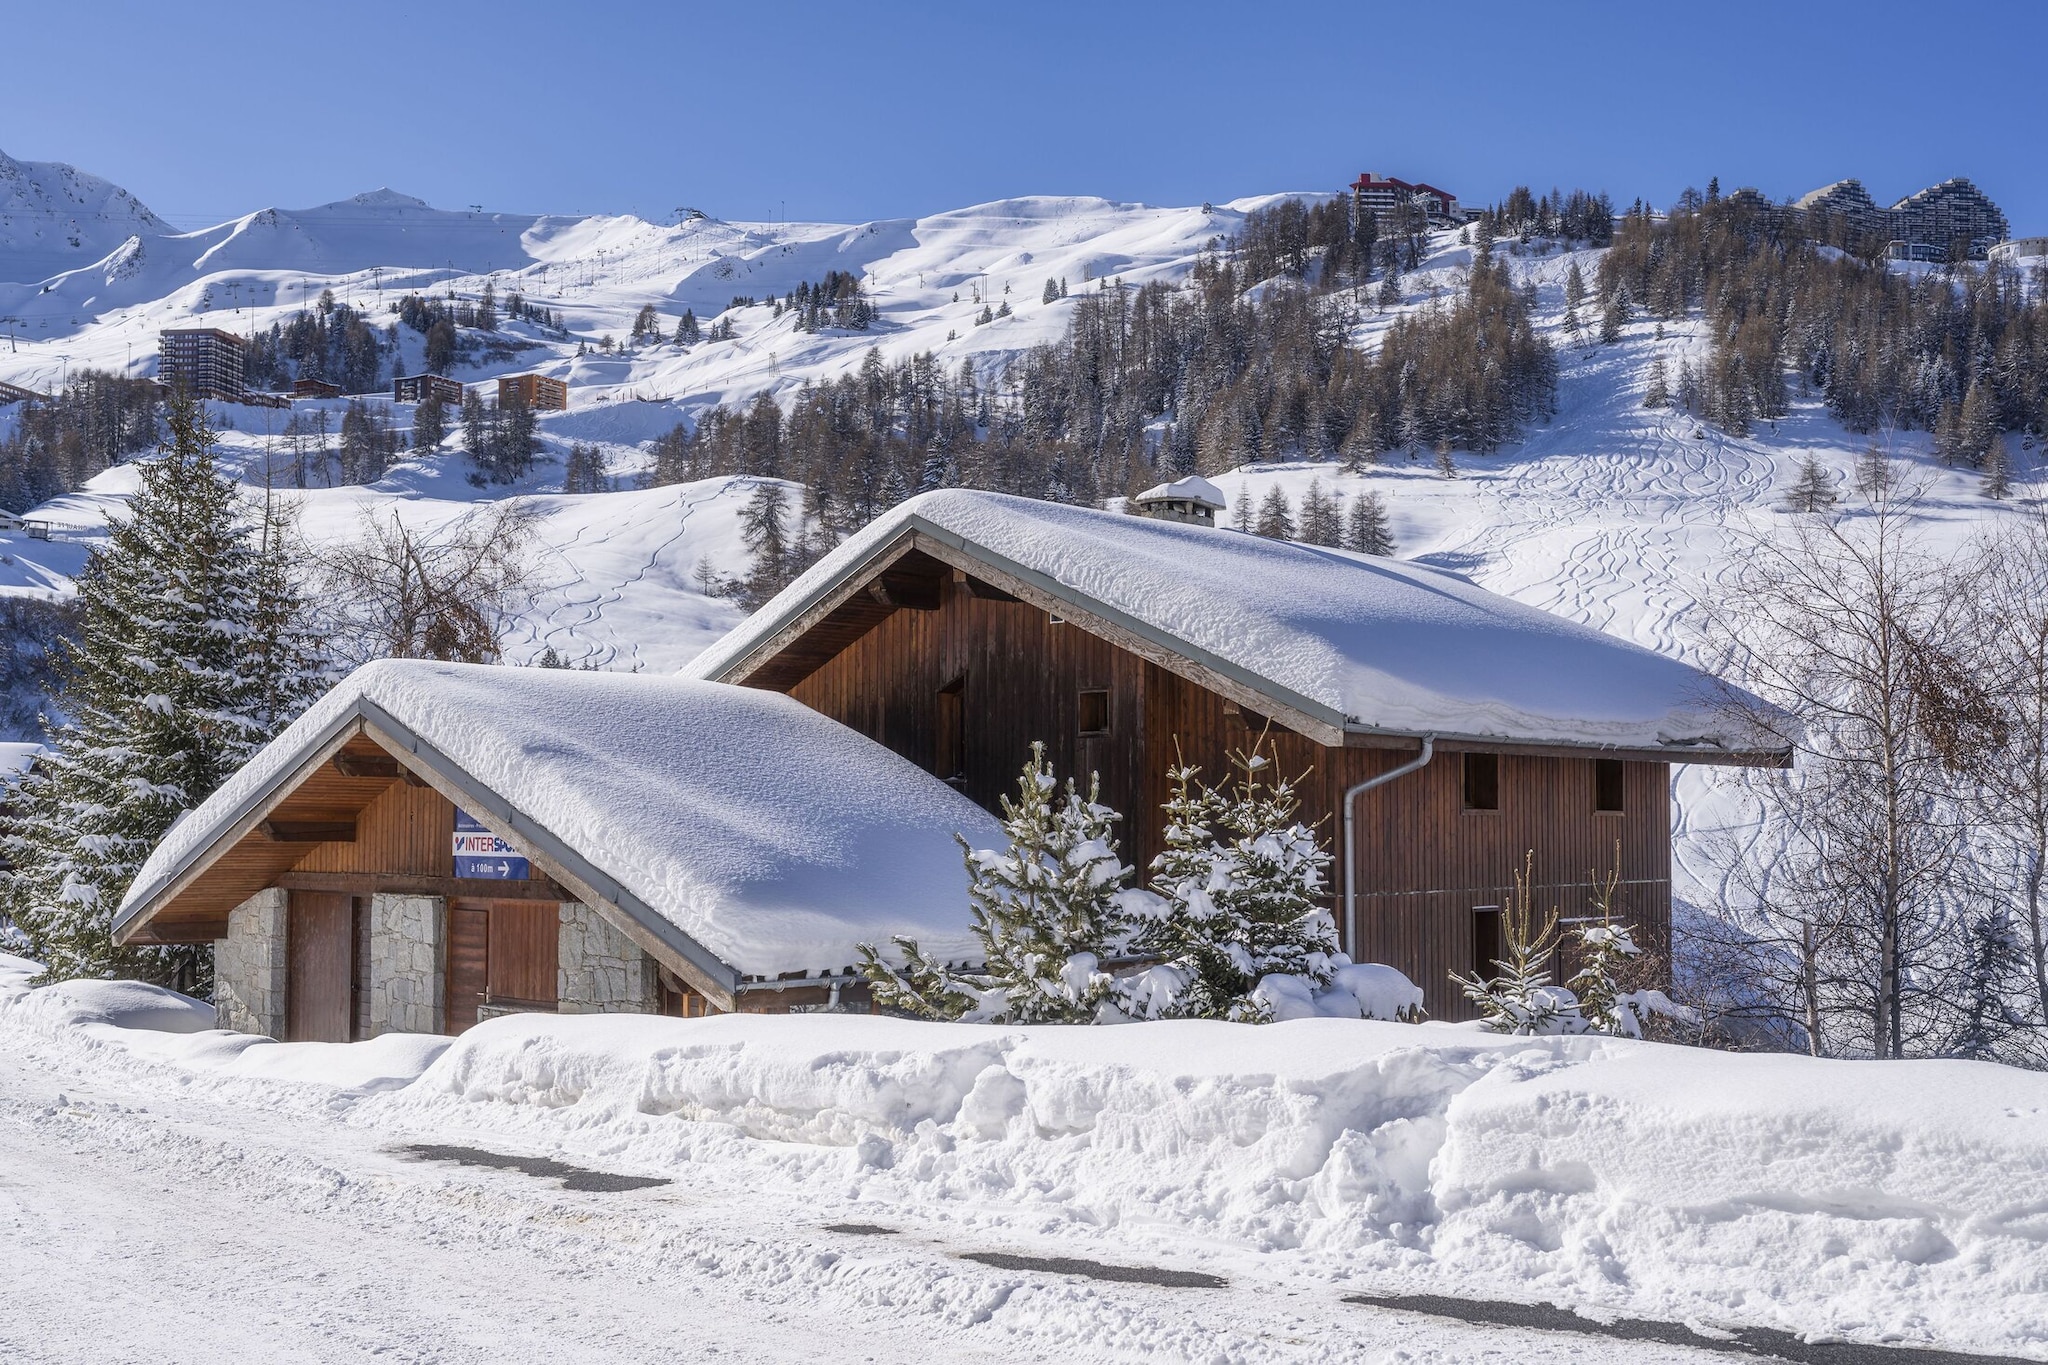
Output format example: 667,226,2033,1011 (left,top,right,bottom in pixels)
116,660,1001,988
687,490,1787,758
1134,475,1227,510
